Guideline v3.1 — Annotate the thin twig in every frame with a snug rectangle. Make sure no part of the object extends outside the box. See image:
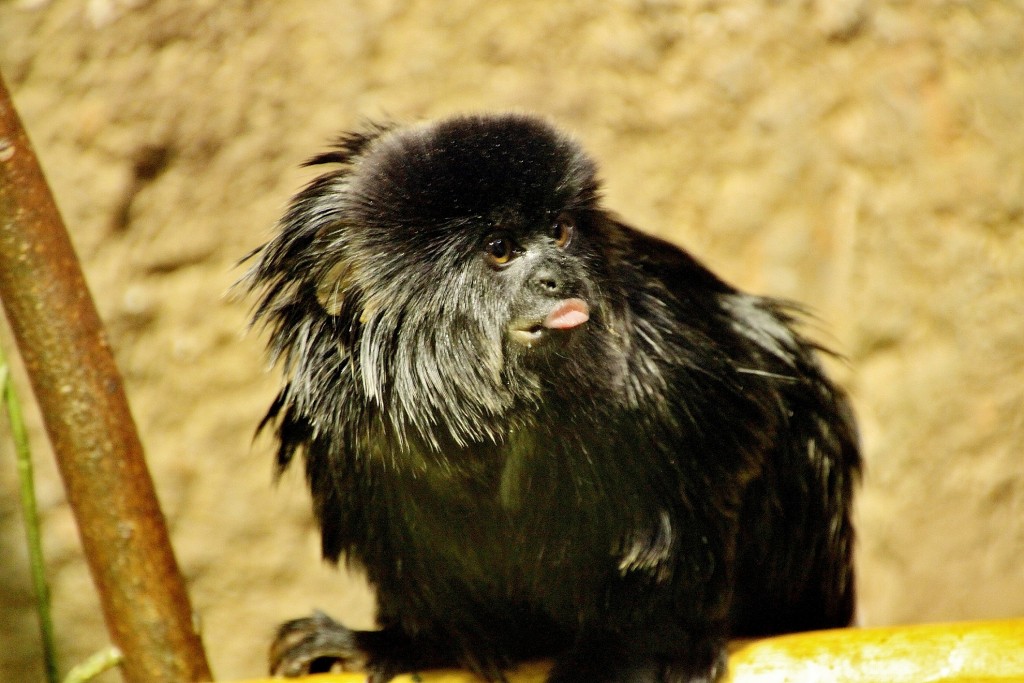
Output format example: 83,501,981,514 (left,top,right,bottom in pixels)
62,647,123,683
